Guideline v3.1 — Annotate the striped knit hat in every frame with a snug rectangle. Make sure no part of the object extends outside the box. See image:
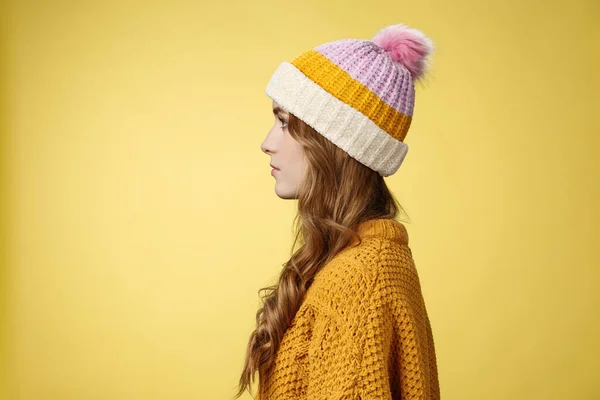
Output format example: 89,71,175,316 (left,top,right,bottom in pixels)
265,24,434,177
